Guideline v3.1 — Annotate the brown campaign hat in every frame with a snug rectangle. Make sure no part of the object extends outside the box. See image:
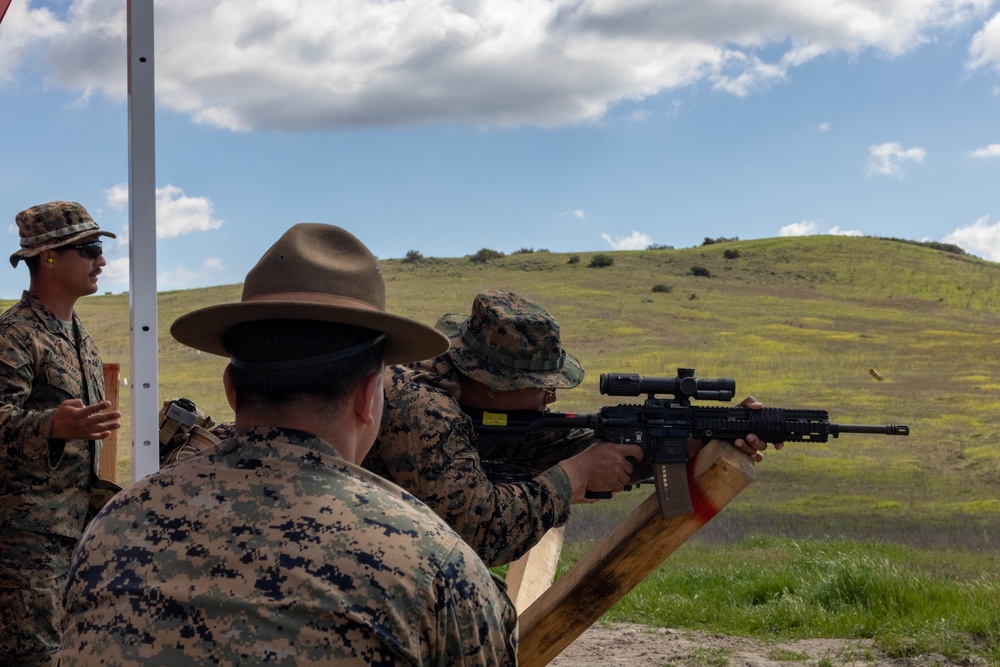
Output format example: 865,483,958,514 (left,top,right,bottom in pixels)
10,201,116,267
437,289,584,391
170,223,449,365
